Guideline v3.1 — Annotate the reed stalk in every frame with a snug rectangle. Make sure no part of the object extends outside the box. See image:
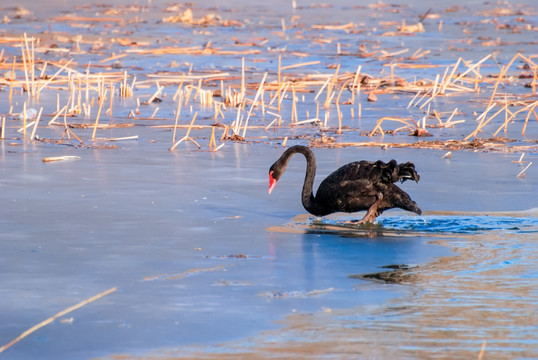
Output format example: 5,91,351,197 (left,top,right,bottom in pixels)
22,102,27,139
351,65,362,103
516,162,532,178
172,94,183,145
9,56,15,103
30,107,43,141
324,64,340,109
241,57,245,103
277,55,281,112
0,287,117,354
170,112,198,150
291,85,297,124
242,72,268,138
92,89,107,139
